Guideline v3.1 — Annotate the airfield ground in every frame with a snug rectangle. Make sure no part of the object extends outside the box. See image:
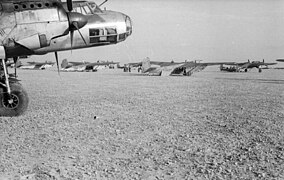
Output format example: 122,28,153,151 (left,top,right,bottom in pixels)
0,68,283,179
